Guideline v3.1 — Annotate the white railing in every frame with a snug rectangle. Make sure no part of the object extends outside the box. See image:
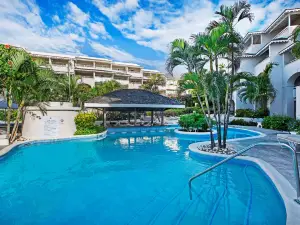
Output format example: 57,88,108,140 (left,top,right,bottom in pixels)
76,64,94,68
